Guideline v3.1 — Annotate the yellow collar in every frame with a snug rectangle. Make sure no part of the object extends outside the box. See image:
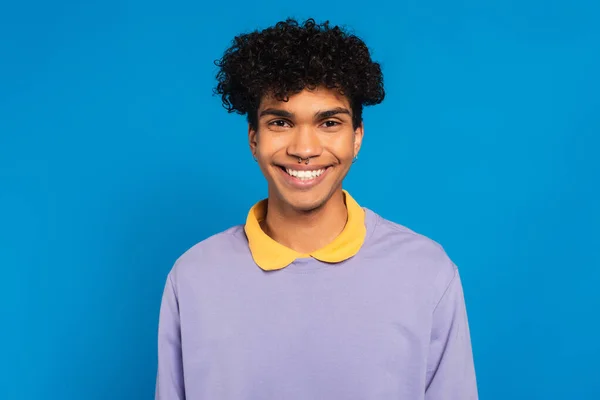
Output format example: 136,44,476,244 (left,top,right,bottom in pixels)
244,190,366,271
